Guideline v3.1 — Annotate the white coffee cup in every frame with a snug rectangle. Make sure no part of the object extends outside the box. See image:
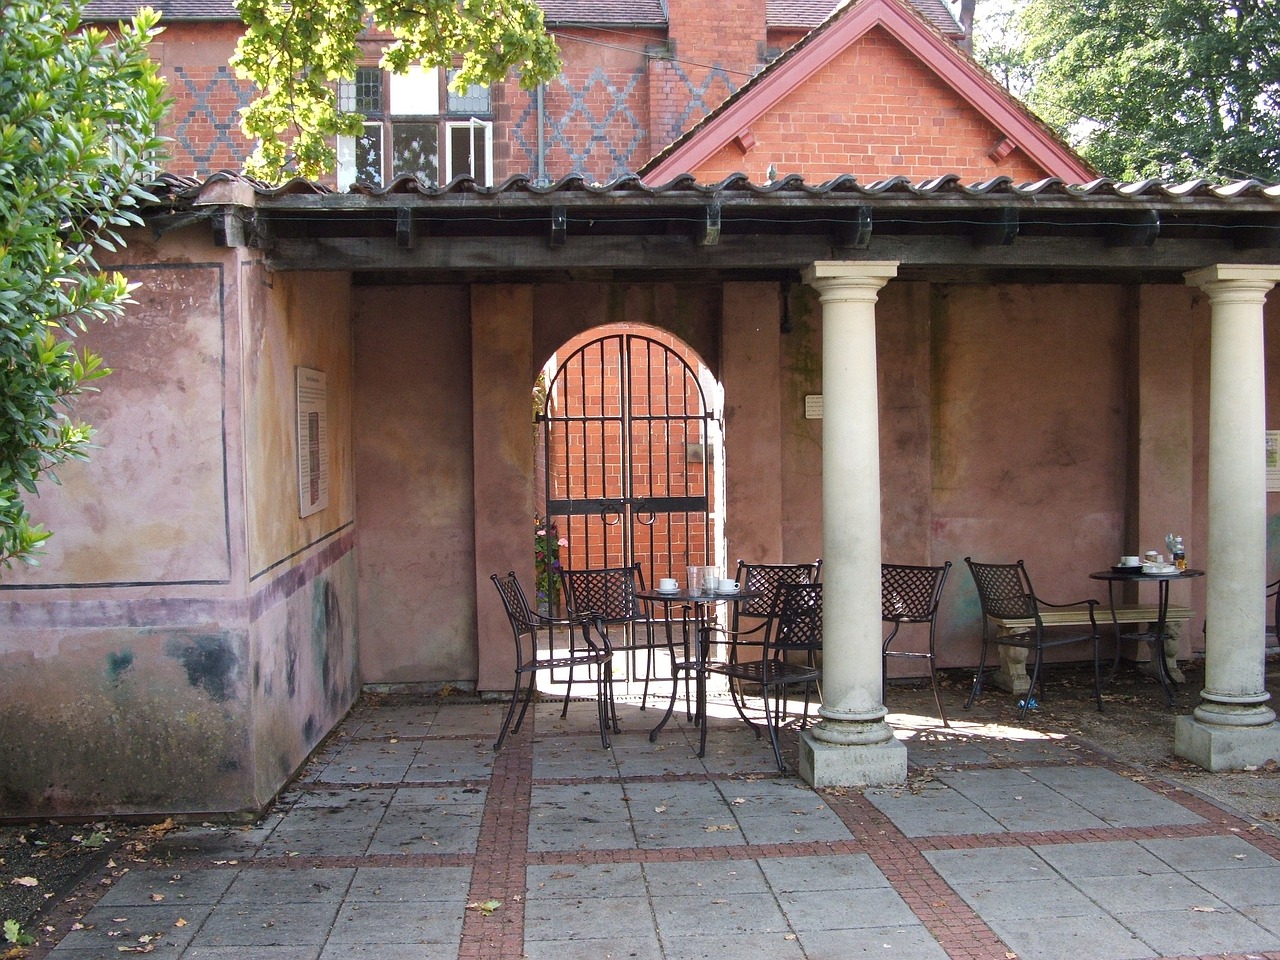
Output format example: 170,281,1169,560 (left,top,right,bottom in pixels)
658,577,678,591
718,578,740,593
1120,556,1140,566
